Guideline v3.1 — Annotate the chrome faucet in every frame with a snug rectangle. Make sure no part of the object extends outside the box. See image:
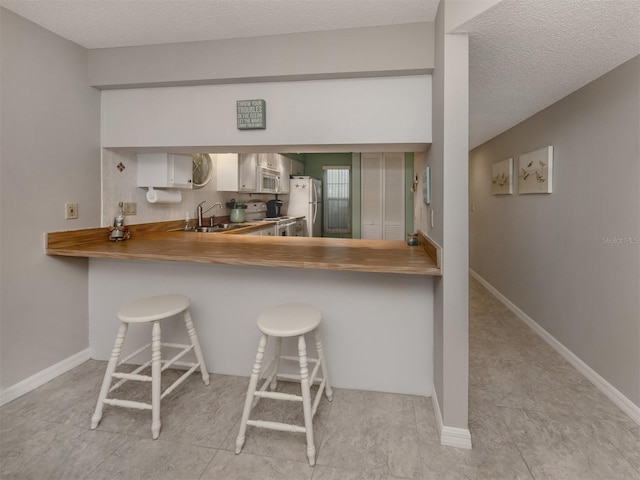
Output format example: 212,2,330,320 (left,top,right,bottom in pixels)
197,201,224,227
